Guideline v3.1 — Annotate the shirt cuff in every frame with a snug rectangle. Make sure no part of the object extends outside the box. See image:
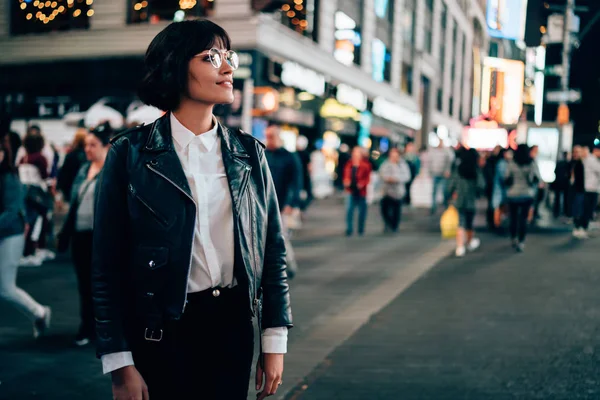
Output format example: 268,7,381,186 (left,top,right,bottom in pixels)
101,351,135,375
262,327,288,354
